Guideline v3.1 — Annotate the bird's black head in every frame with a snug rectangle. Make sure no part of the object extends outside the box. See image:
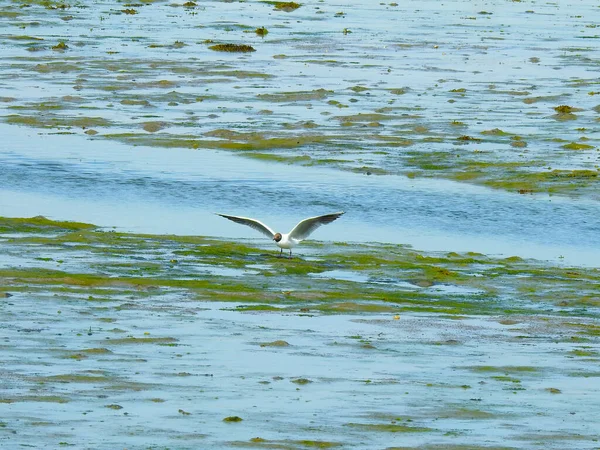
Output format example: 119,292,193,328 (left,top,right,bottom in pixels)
273,233,282,242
